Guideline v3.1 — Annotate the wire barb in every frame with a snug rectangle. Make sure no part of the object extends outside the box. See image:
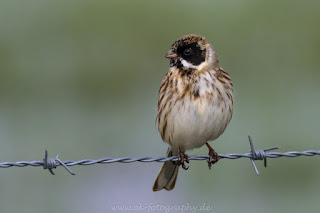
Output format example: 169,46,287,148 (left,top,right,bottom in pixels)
43,150,75,175
248,135,280,176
